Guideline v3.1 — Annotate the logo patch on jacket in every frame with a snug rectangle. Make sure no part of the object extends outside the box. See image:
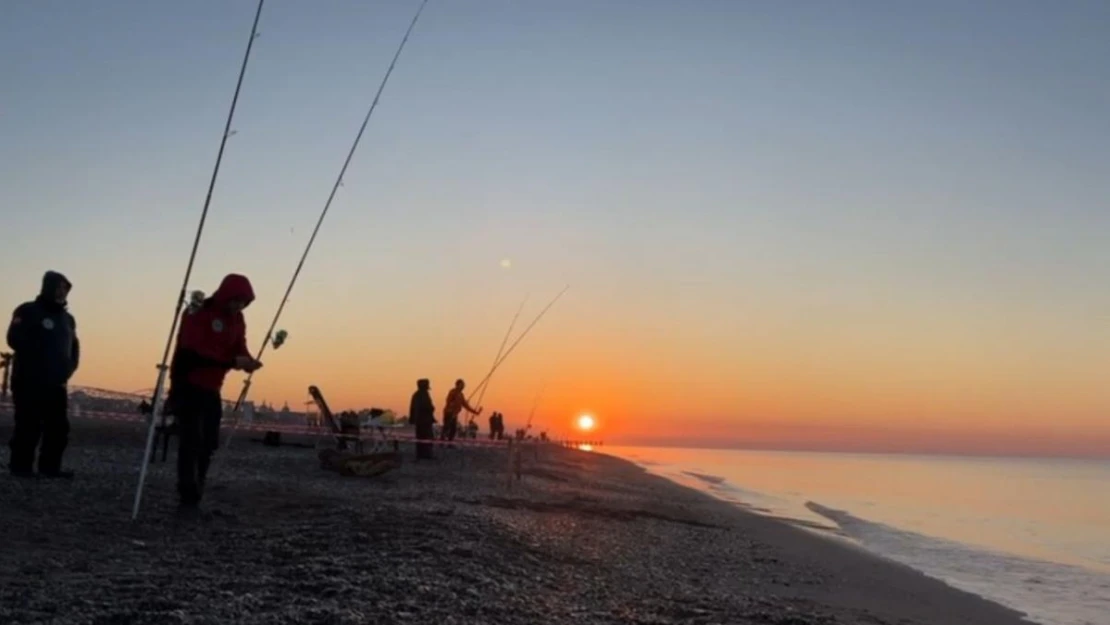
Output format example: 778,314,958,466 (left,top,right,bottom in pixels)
212,319,224,333
42,318,54,330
